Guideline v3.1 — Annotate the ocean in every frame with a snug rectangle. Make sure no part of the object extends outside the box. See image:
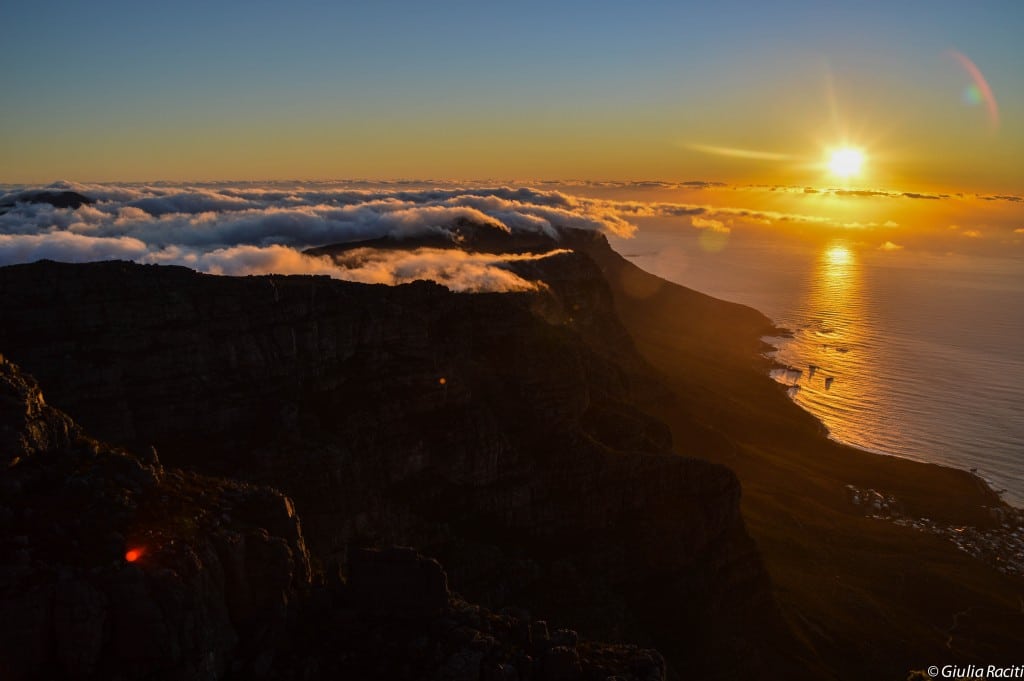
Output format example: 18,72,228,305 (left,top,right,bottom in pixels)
610,222,1024,506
